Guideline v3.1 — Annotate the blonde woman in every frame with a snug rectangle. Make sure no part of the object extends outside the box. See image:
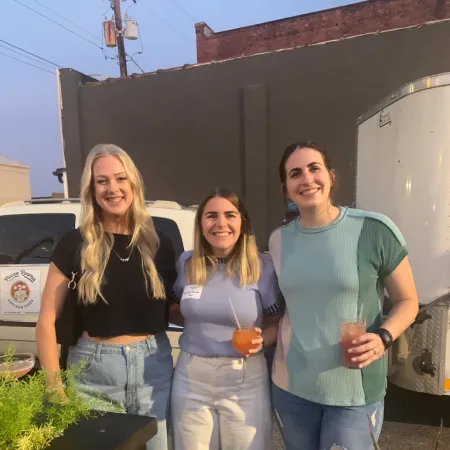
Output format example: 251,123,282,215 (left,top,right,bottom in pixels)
170,188,283,450
36,144,175,450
